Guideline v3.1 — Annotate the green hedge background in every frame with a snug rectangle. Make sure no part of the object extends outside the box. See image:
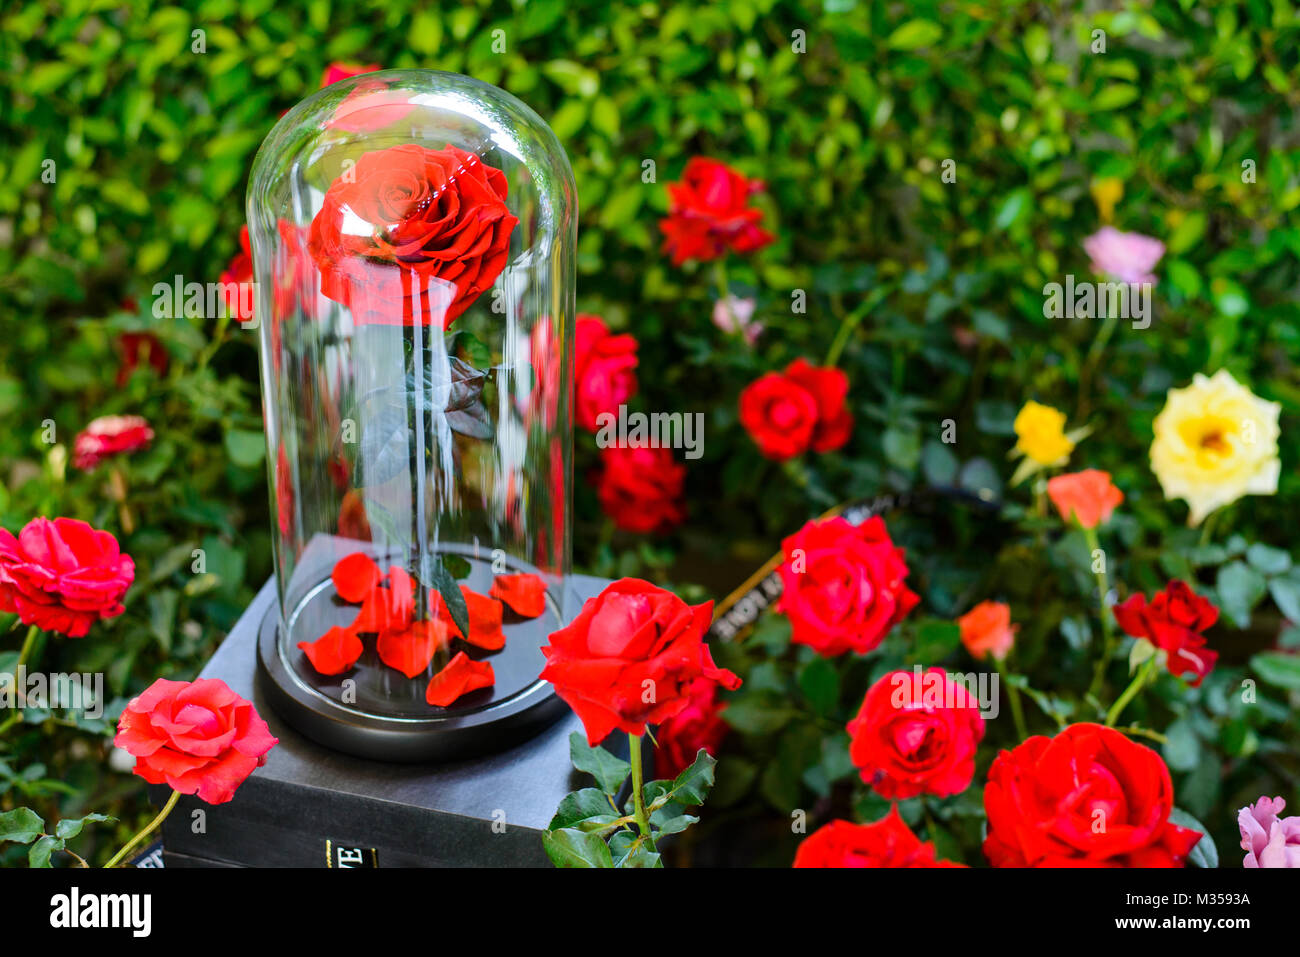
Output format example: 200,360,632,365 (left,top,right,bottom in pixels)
2,0,1298,864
